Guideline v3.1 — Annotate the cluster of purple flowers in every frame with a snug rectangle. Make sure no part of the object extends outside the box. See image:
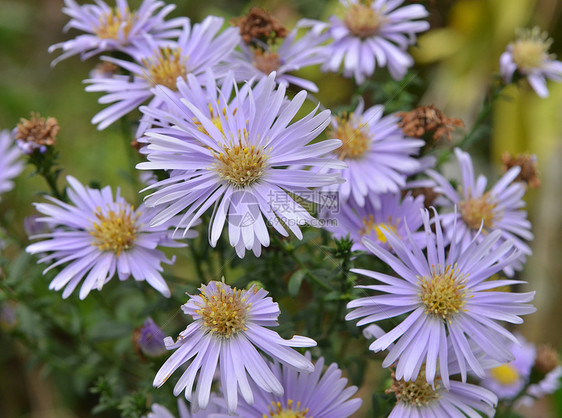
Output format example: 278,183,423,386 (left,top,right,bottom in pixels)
7,0,558,416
